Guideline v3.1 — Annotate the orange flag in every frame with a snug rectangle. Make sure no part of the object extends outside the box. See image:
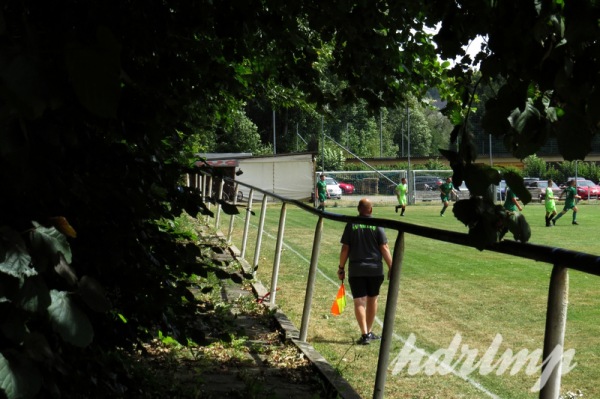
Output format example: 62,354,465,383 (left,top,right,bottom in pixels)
330,282,346,316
